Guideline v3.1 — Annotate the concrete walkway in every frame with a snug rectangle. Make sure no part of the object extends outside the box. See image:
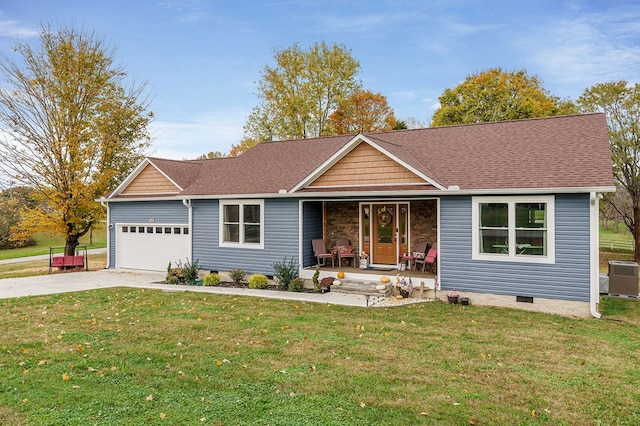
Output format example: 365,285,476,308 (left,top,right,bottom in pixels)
0,268,380,307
